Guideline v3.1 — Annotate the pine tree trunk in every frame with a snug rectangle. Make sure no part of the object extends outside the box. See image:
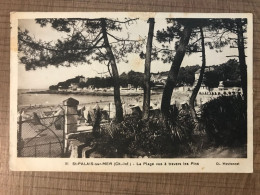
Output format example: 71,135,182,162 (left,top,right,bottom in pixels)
189,26,206,122
100,18,124,122
143,18,155,120
161,25,192,118
236,19,247,103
